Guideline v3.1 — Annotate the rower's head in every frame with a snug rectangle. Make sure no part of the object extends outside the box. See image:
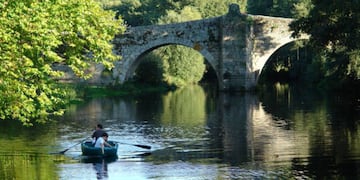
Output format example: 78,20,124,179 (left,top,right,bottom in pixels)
102,132,109,140
96,124,103,130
